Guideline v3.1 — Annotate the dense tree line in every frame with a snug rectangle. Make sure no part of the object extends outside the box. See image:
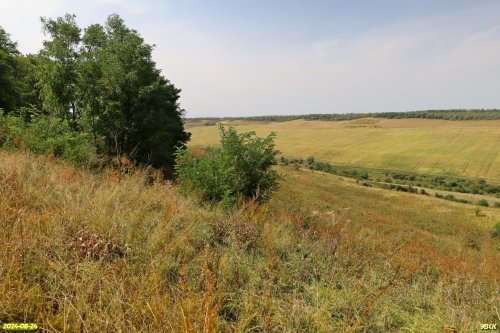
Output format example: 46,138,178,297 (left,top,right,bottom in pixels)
192,109,500,123
0,14,189,175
